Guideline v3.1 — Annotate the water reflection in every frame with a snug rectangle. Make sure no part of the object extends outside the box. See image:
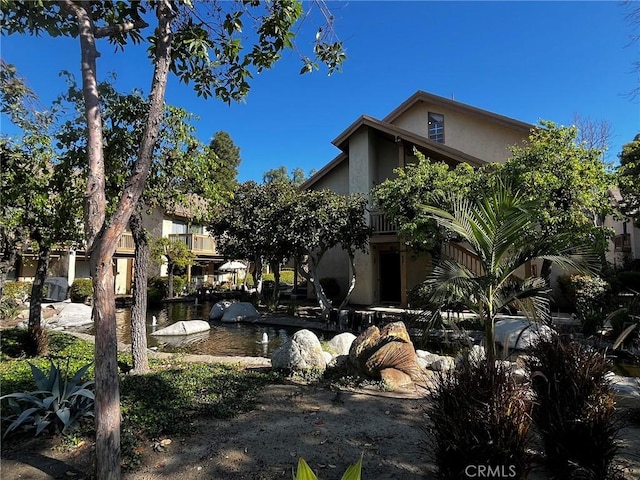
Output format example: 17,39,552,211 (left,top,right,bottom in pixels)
114,301,292,357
